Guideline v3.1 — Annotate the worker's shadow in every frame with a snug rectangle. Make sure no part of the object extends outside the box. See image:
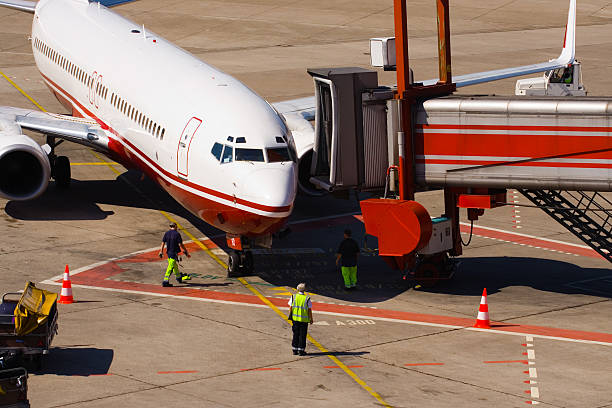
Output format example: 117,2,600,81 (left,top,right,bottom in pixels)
305,351,370,357
36,347,113,376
